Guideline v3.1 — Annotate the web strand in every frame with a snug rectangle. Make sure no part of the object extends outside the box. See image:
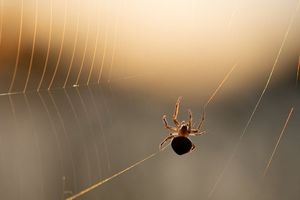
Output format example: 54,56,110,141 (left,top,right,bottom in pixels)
66,150,162,200
48,91,78,190
239,13,295,140
48,0,68,90
263,107,294,178
0,0,4,46
296,56,300,87
23,94,45,199
9,0,23,93
87,87,110,175
8,95,23,198
23,0,38,93
87,6,101,85
38,92,64,176
207,4,298,198
107,3,121,83
75,88,102,179
64,0,80,88
97,26,108,84
250,107,295,199
204,63,237,108
63,89,93,185
0,63,231,99
75,2,91,85
37,0,53,91
94,86,112,170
